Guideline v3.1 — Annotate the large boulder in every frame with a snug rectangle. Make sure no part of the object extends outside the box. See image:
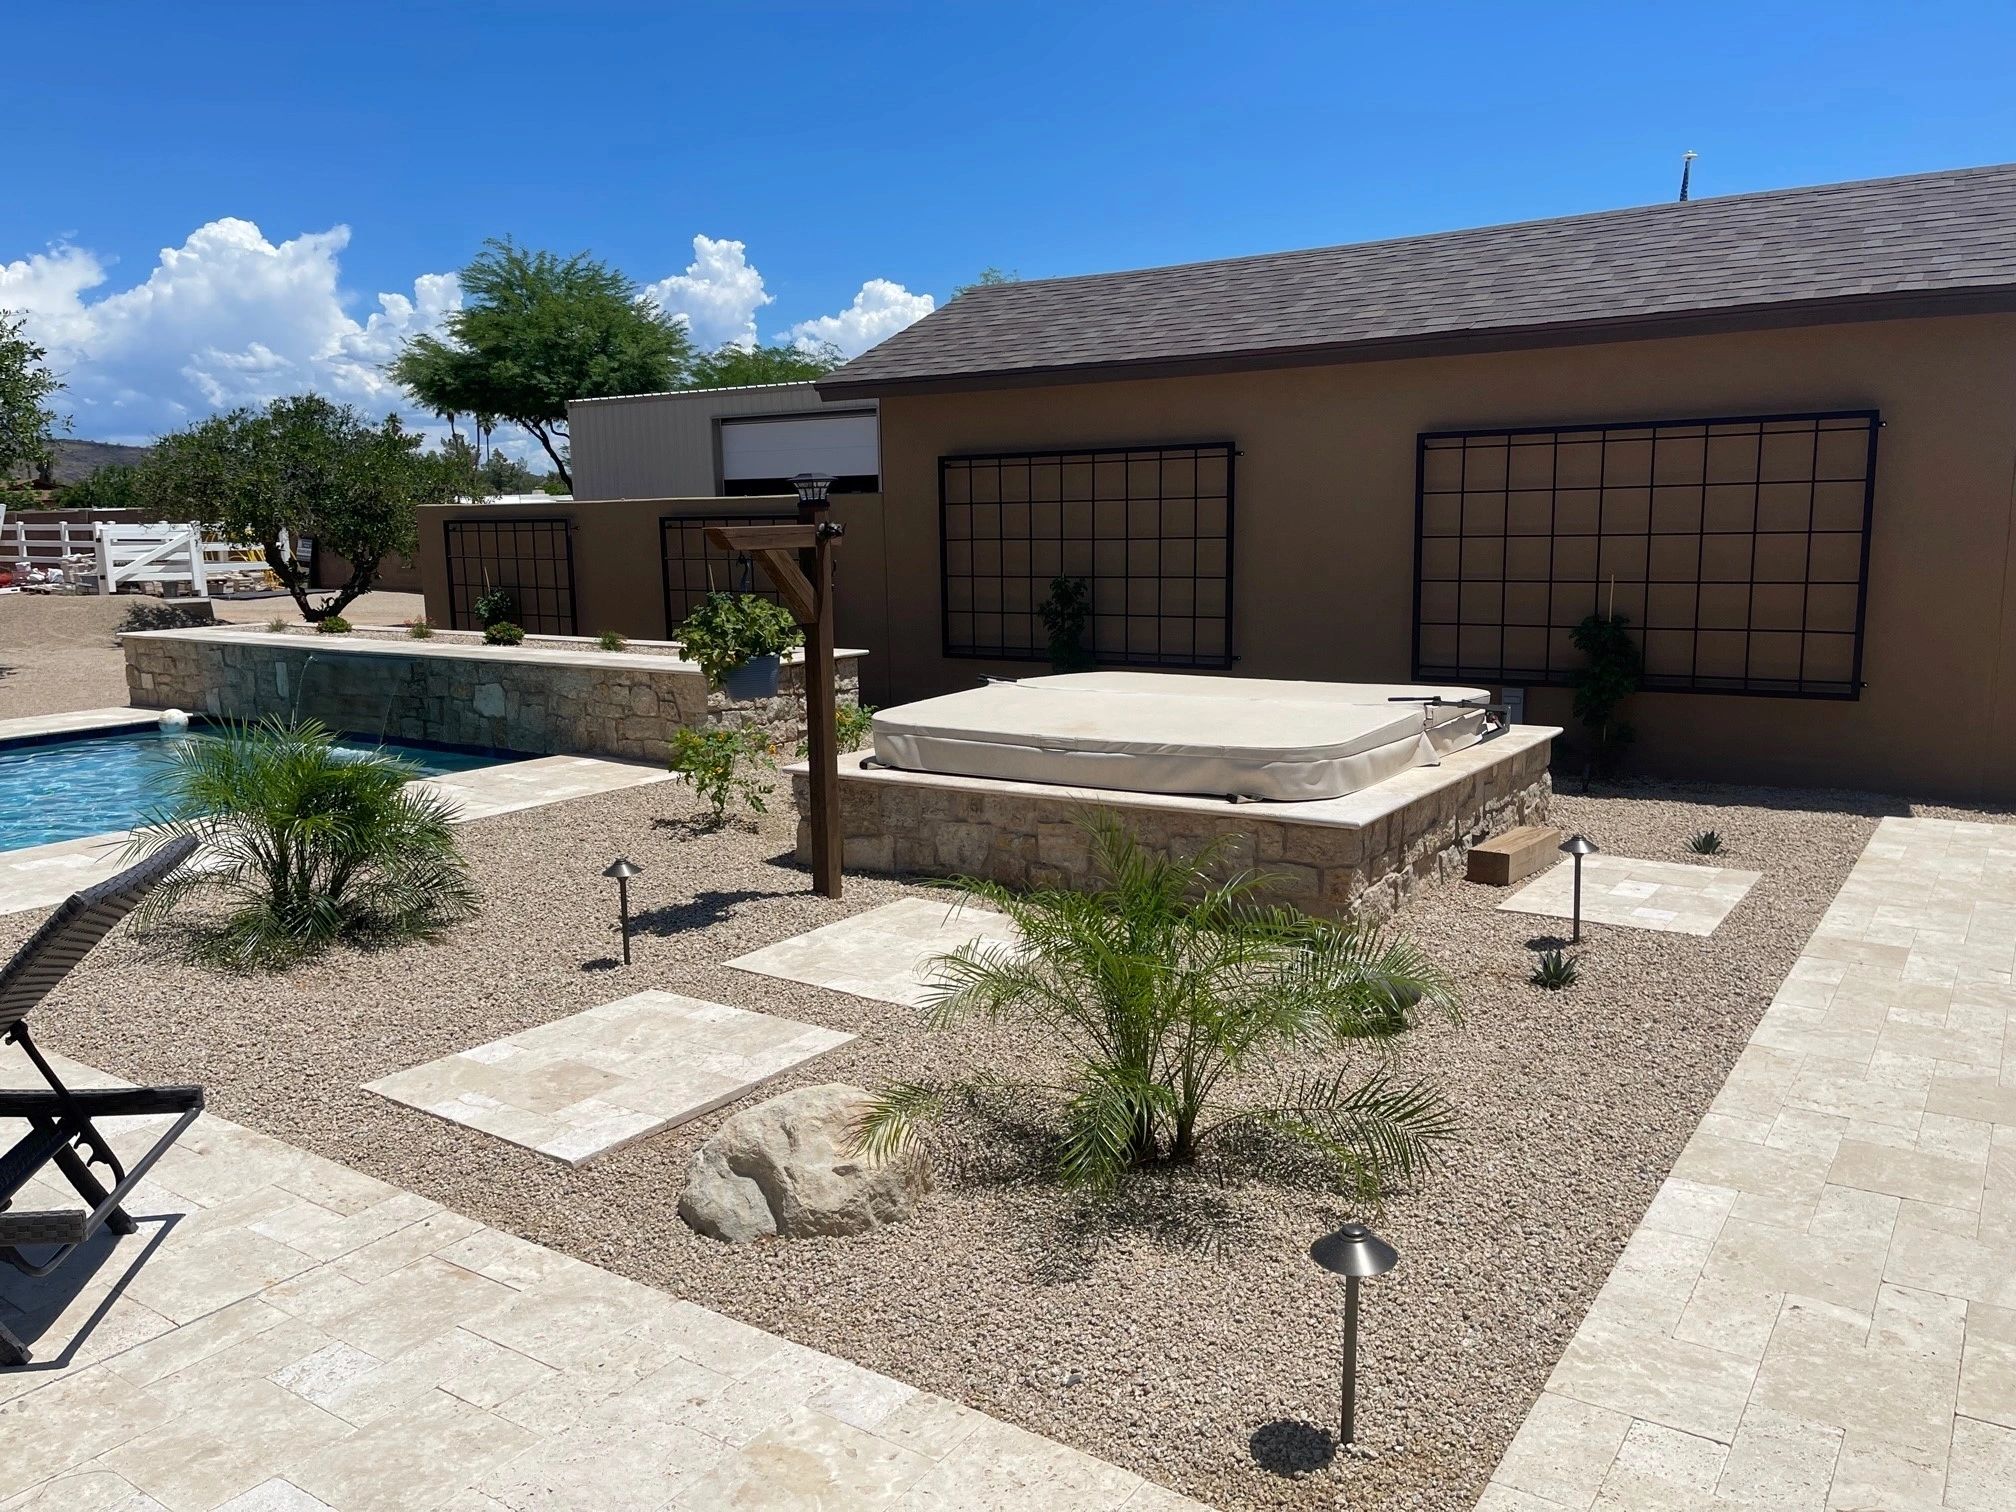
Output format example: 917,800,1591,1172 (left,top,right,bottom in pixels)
678,1083,931,1243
